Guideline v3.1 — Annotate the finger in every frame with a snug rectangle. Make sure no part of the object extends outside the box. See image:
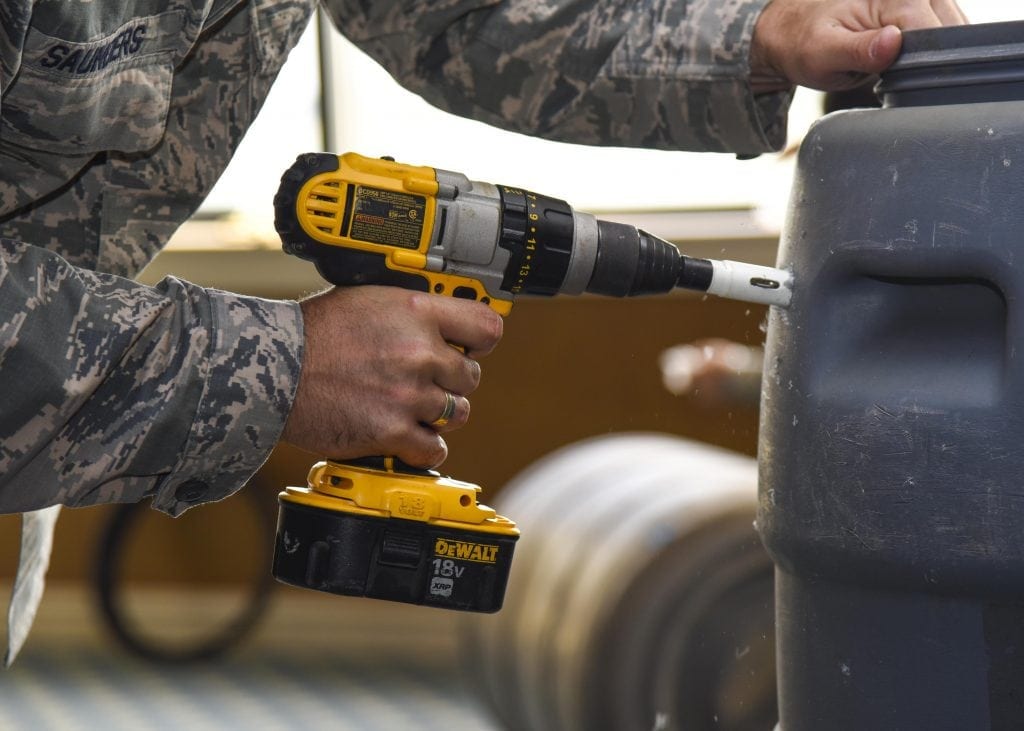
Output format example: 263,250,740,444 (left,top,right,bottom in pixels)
395,429,449,469
435,349,483,396
931,0,969,25
422,390,470,433
809,24,902,87
866,25,904,71
430,297,504,357
882,1,942,29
